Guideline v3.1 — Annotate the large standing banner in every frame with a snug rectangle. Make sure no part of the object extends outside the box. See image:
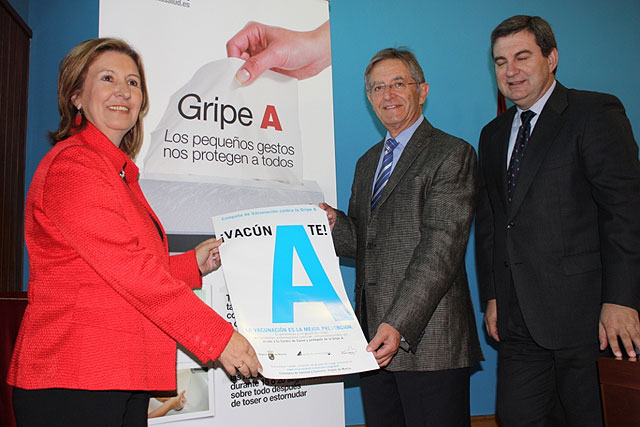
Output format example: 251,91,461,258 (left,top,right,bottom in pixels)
99,0,336,202
212,205,377,379
99,1,343,426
